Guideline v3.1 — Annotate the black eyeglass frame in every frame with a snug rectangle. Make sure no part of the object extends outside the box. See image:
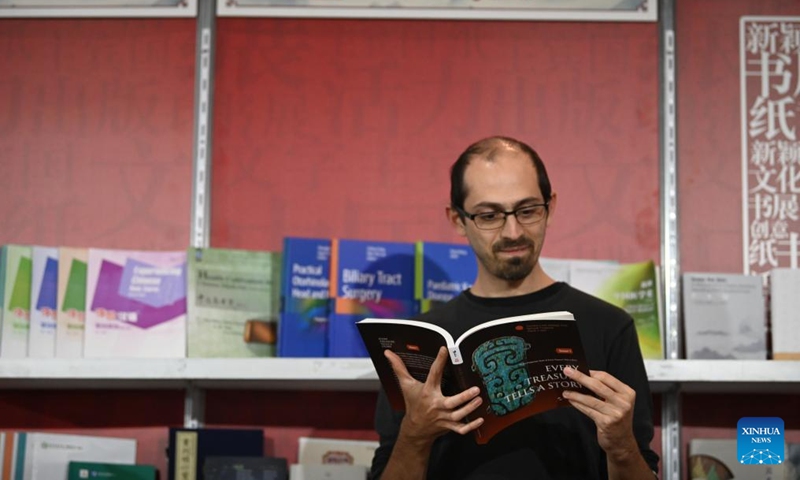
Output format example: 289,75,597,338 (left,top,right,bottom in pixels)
455,203,550,230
